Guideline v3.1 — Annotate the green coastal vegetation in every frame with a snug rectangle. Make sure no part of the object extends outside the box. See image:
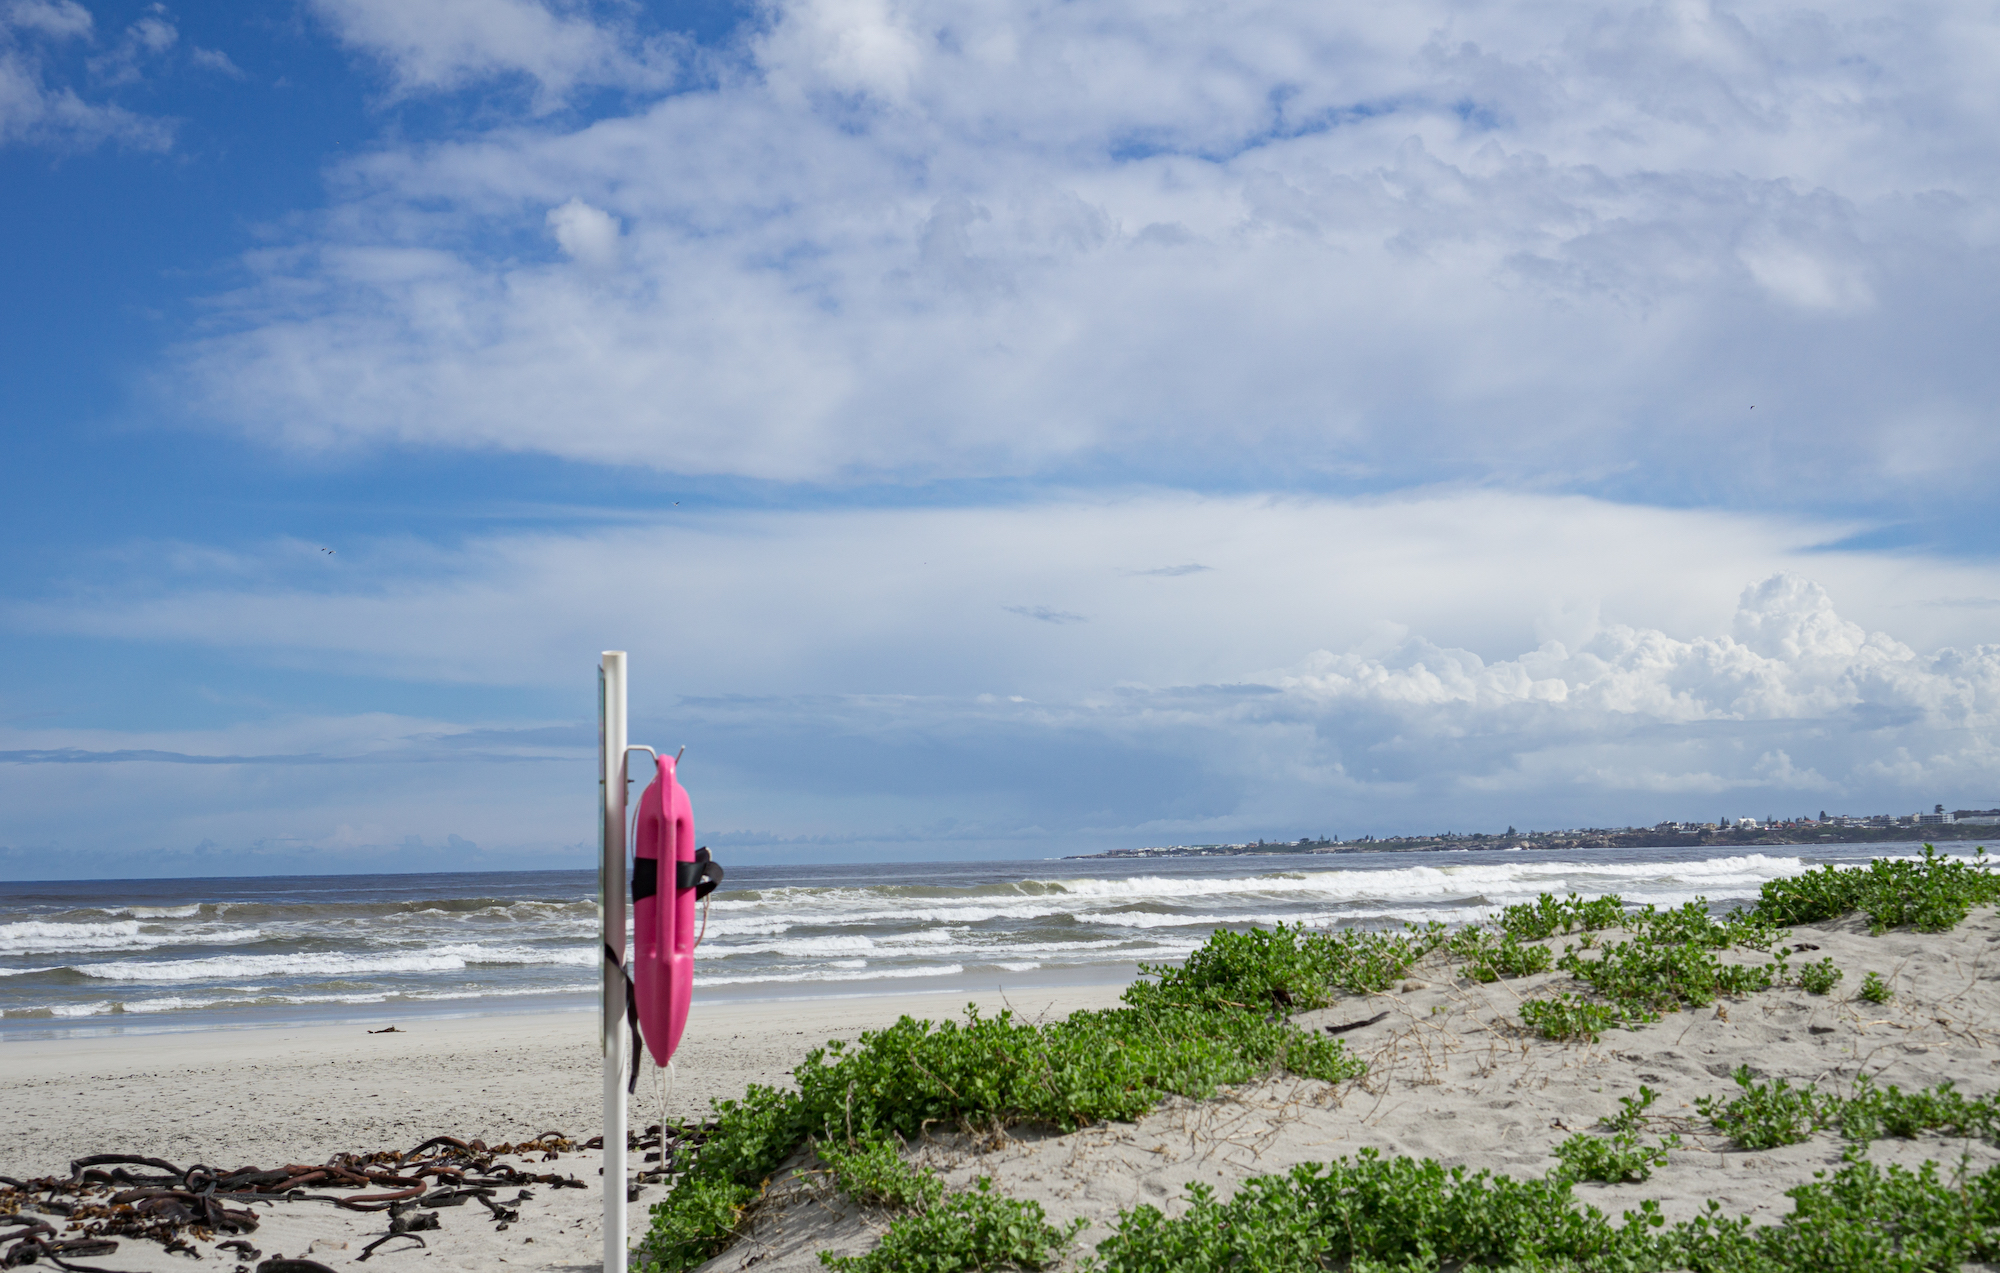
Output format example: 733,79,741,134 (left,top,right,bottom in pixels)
637,846,2000,1272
